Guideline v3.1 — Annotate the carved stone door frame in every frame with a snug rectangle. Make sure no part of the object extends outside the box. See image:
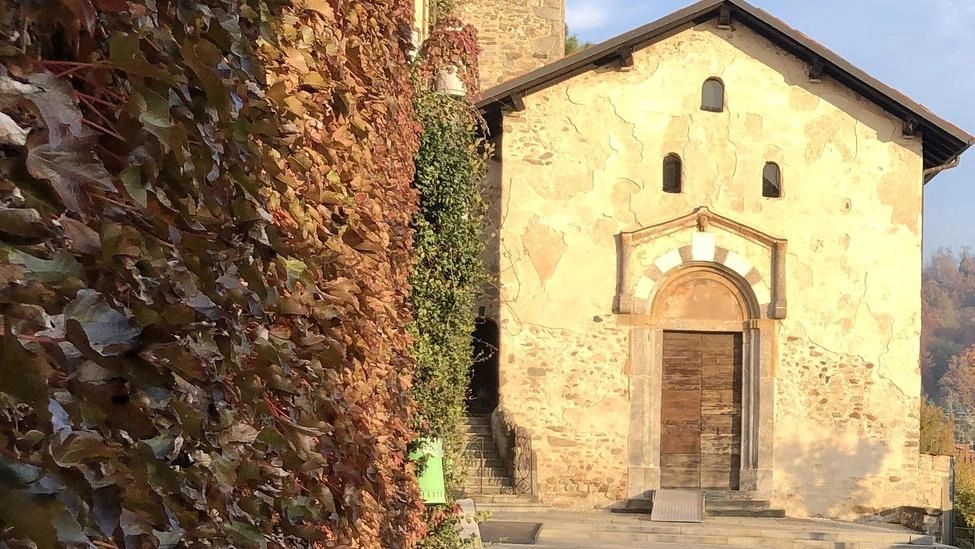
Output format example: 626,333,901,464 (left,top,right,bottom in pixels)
616,208,784,500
